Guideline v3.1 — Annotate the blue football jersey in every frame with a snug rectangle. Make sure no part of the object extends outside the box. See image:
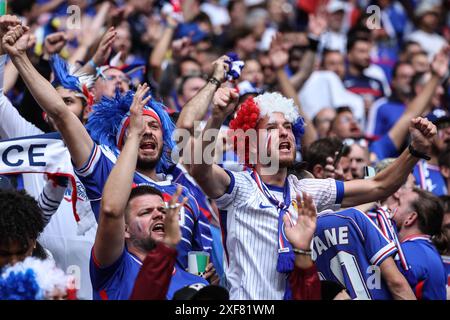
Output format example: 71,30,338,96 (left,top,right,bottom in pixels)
313,208,398,300
90,247,208,300
75,144,212,268
442,255,450,289
413,160,448,197
401,235,447,300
